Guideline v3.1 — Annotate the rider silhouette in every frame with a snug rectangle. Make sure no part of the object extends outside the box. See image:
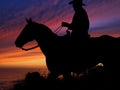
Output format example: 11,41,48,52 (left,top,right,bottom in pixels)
62,0,90,43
